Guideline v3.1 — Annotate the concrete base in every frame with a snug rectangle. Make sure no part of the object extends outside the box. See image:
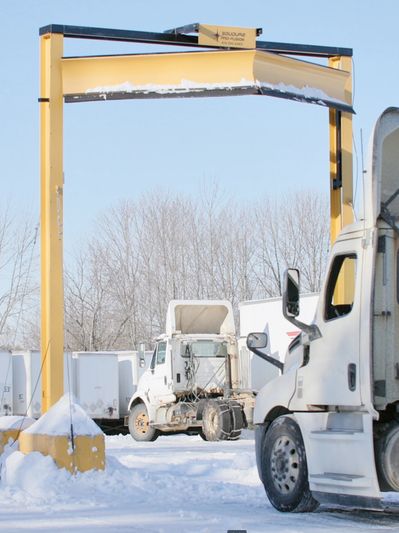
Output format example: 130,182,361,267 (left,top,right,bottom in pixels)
0,416,36,454
19,432,105,473
17,395,106,473
0,429,19,454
